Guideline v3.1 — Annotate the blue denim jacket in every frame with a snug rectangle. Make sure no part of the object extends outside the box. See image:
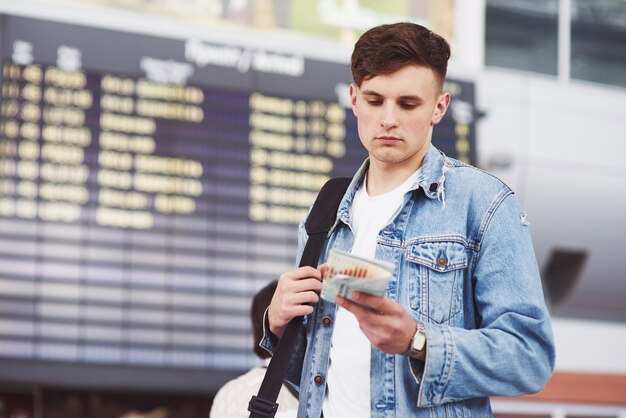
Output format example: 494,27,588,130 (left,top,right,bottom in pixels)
262,145,555,418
